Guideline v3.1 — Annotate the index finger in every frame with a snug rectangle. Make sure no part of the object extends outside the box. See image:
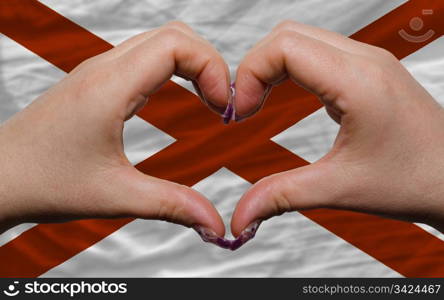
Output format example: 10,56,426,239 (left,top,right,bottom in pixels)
103,26,231,116
233,29,356,119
